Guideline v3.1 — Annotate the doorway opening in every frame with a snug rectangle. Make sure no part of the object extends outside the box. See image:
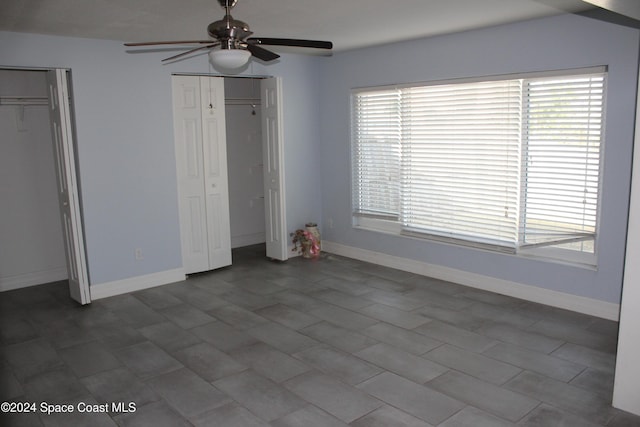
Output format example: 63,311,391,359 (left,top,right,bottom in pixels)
0,67,90,304
224,75,288,262
172,74,287,276
225,77,266,249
